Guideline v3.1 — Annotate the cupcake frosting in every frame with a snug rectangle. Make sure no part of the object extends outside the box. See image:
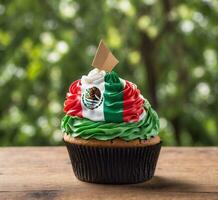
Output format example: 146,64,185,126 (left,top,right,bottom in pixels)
62,68,159,141
64,68,145,123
